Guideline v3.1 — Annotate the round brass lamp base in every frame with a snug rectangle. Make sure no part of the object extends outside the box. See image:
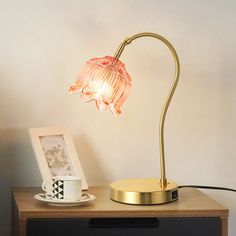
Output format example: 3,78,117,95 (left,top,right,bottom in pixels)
110,178,178,205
